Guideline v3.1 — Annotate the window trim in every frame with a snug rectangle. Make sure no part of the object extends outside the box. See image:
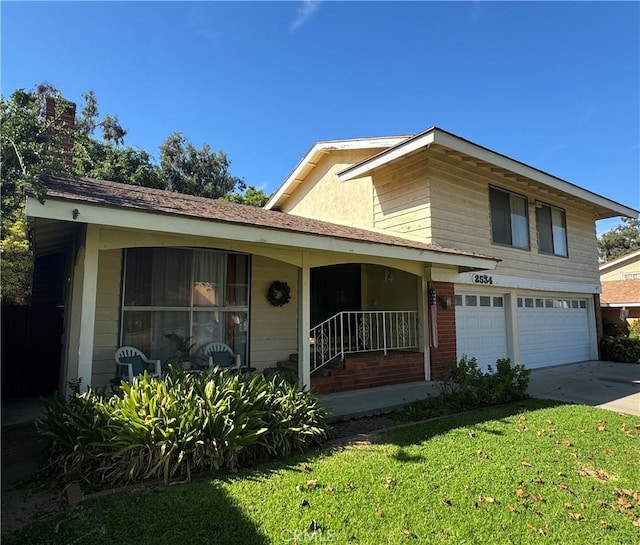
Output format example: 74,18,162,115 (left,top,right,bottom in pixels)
488,185,531,251
535,201,569,258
